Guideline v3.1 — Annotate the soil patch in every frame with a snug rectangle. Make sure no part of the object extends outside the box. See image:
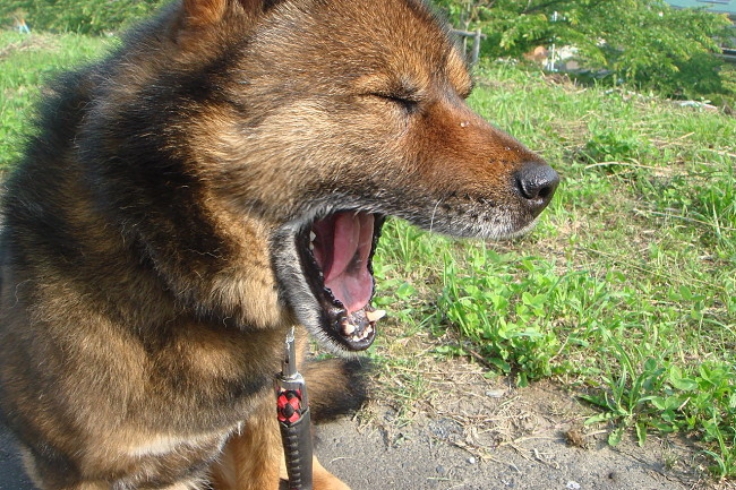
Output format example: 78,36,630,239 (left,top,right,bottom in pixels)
316,363,716,489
